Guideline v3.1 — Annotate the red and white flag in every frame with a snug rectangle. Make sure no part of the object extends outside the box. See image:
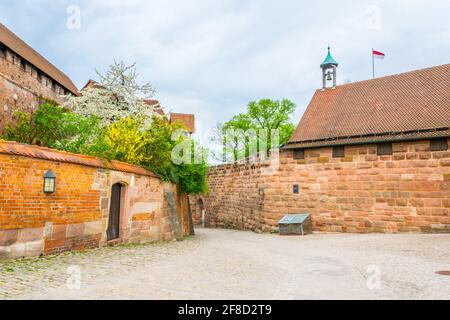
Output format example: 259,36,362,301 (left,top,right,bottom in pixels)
372,50,385,60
